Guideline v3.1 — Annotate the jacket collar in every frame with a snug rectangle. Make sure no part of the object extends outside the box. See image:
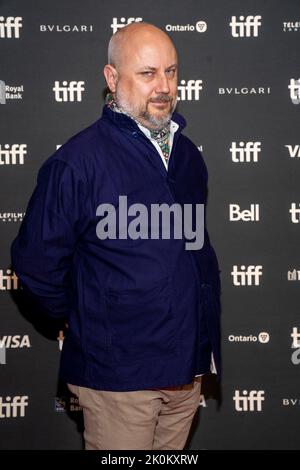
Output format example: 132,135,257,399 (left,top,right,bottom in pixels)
100,104,186,136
